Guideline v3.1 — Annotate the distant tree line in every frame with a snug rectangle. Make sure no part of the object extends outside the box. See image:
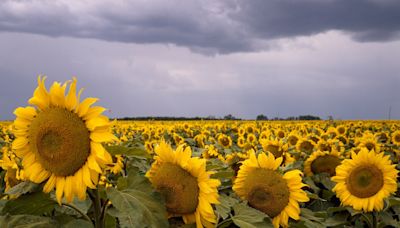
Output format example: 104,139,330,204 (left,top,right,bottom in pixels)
118,114,320,121
256,114,321,121
117,114,242,121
